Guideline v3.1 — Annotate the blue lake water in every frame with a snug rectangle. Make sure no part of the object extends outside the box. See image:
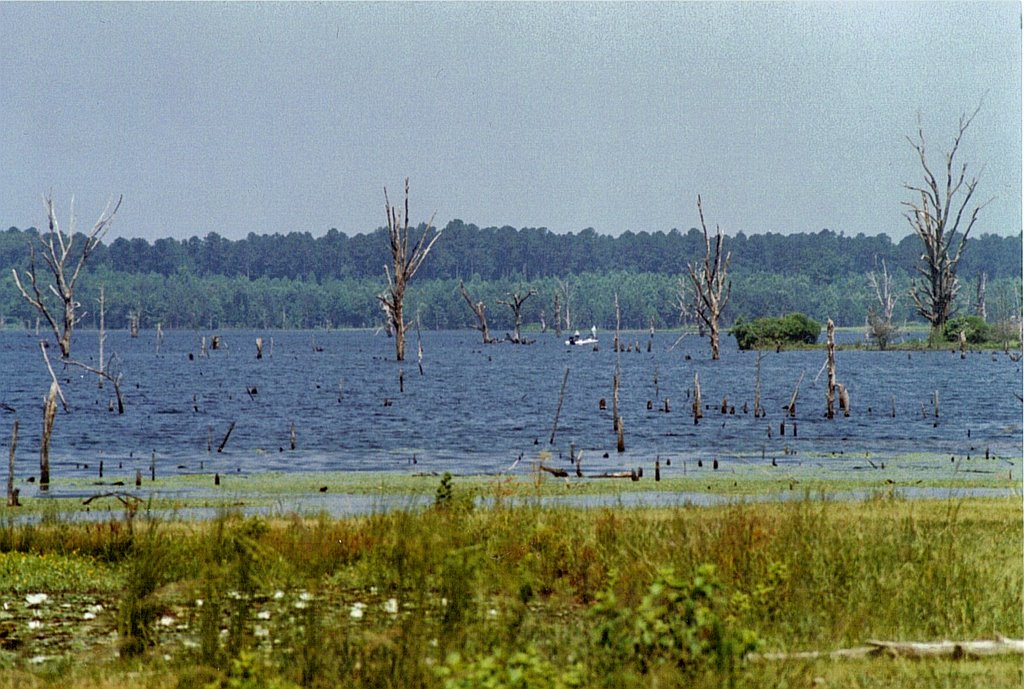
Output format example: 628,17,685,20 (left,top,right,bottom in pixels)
0,329,1021,483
